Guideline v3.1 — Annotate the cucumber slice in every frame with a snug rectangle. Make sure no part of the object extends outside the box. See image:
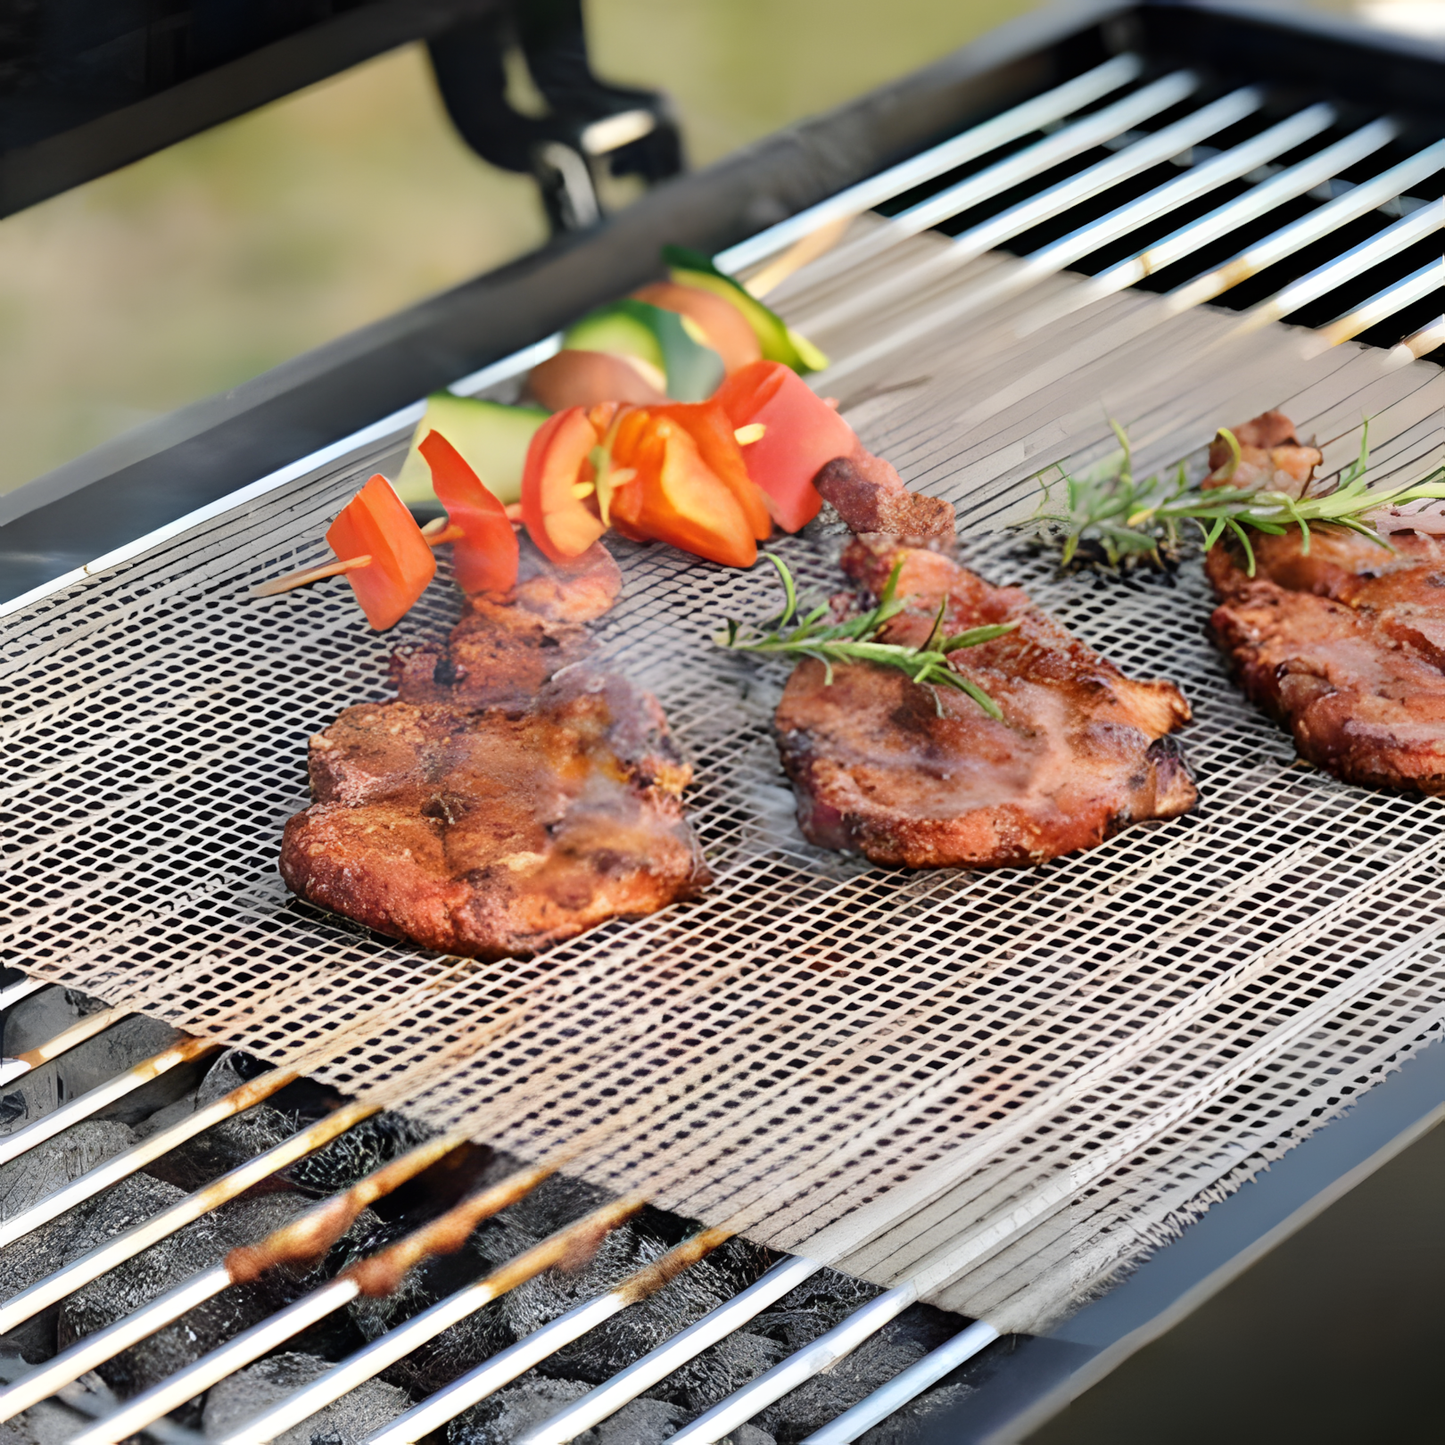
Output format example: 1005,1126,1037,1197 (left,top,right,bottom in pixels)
393,394,548,508
662,245,828,374
565,299,724,402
